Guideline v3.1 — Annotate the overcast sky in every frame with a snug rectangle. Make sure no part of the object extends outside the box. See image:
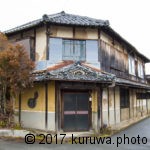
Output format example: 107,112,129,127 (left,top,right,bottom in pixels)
0,0,150,74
